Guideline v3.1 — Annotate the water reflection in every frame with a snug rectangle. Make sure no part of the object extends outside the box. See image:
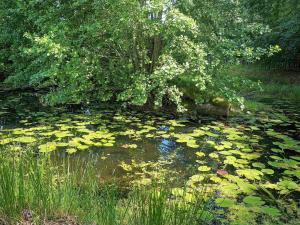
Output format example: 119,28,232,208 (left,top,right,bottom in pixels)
158,138,176,154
